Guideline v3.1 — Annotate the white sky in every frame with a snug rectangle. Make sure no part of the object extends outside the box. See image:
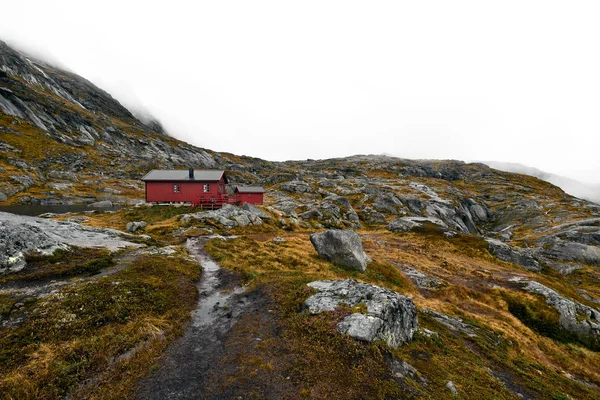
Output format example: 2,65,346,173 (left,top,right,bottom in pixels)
1,1,599,183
